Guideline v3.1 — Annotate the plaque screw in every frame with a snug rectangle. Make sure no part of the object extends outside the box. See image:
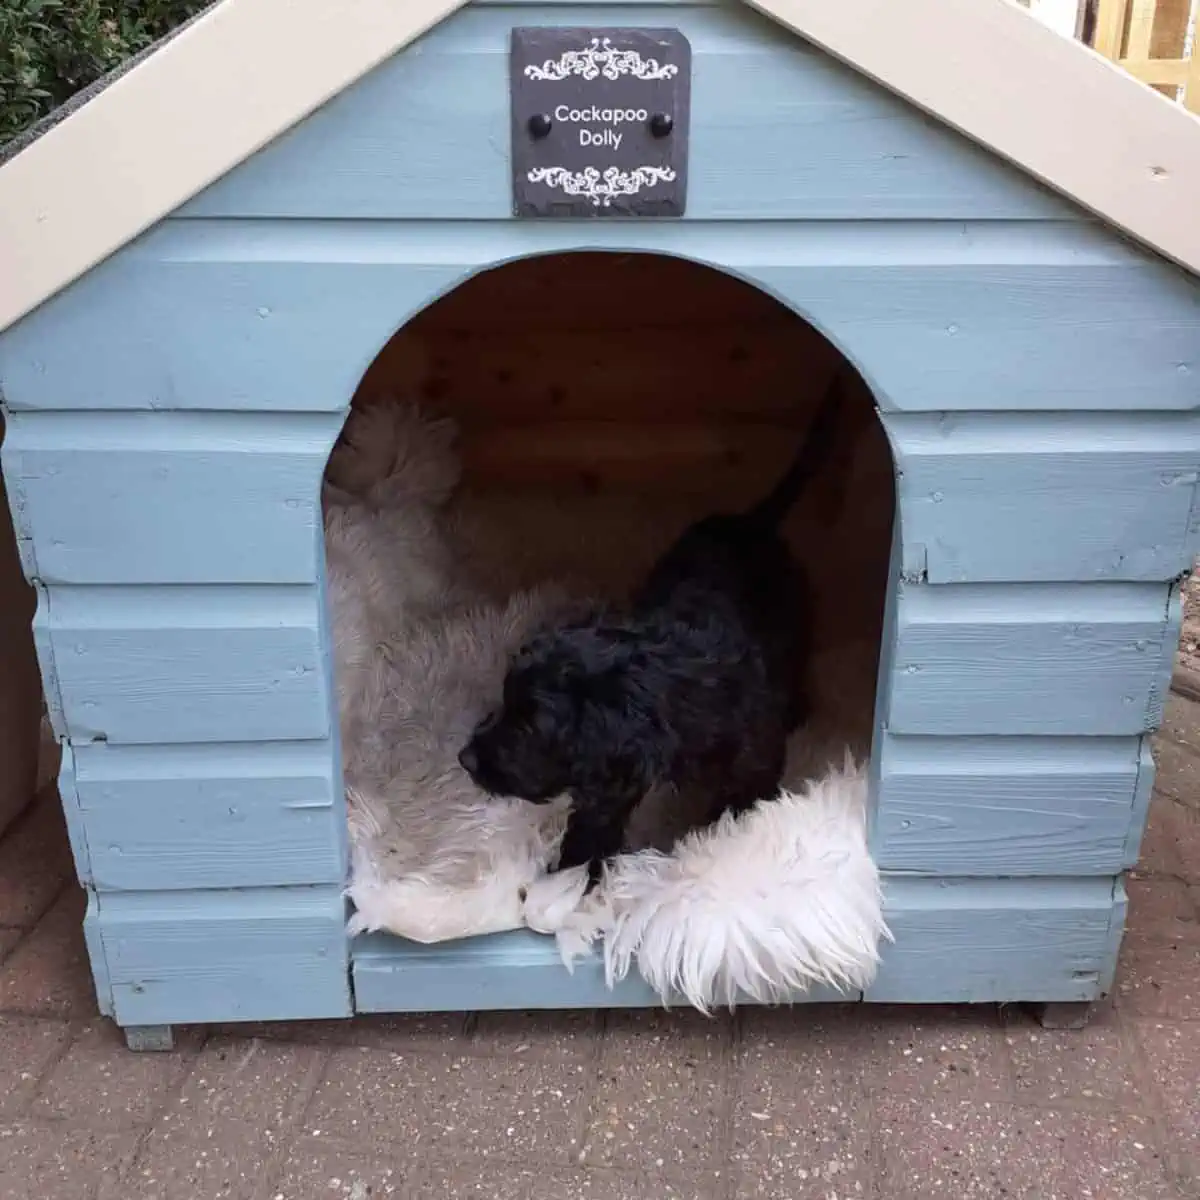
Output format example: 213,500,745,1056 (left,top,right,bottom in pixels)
649,112,674,138
528,113,553,139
